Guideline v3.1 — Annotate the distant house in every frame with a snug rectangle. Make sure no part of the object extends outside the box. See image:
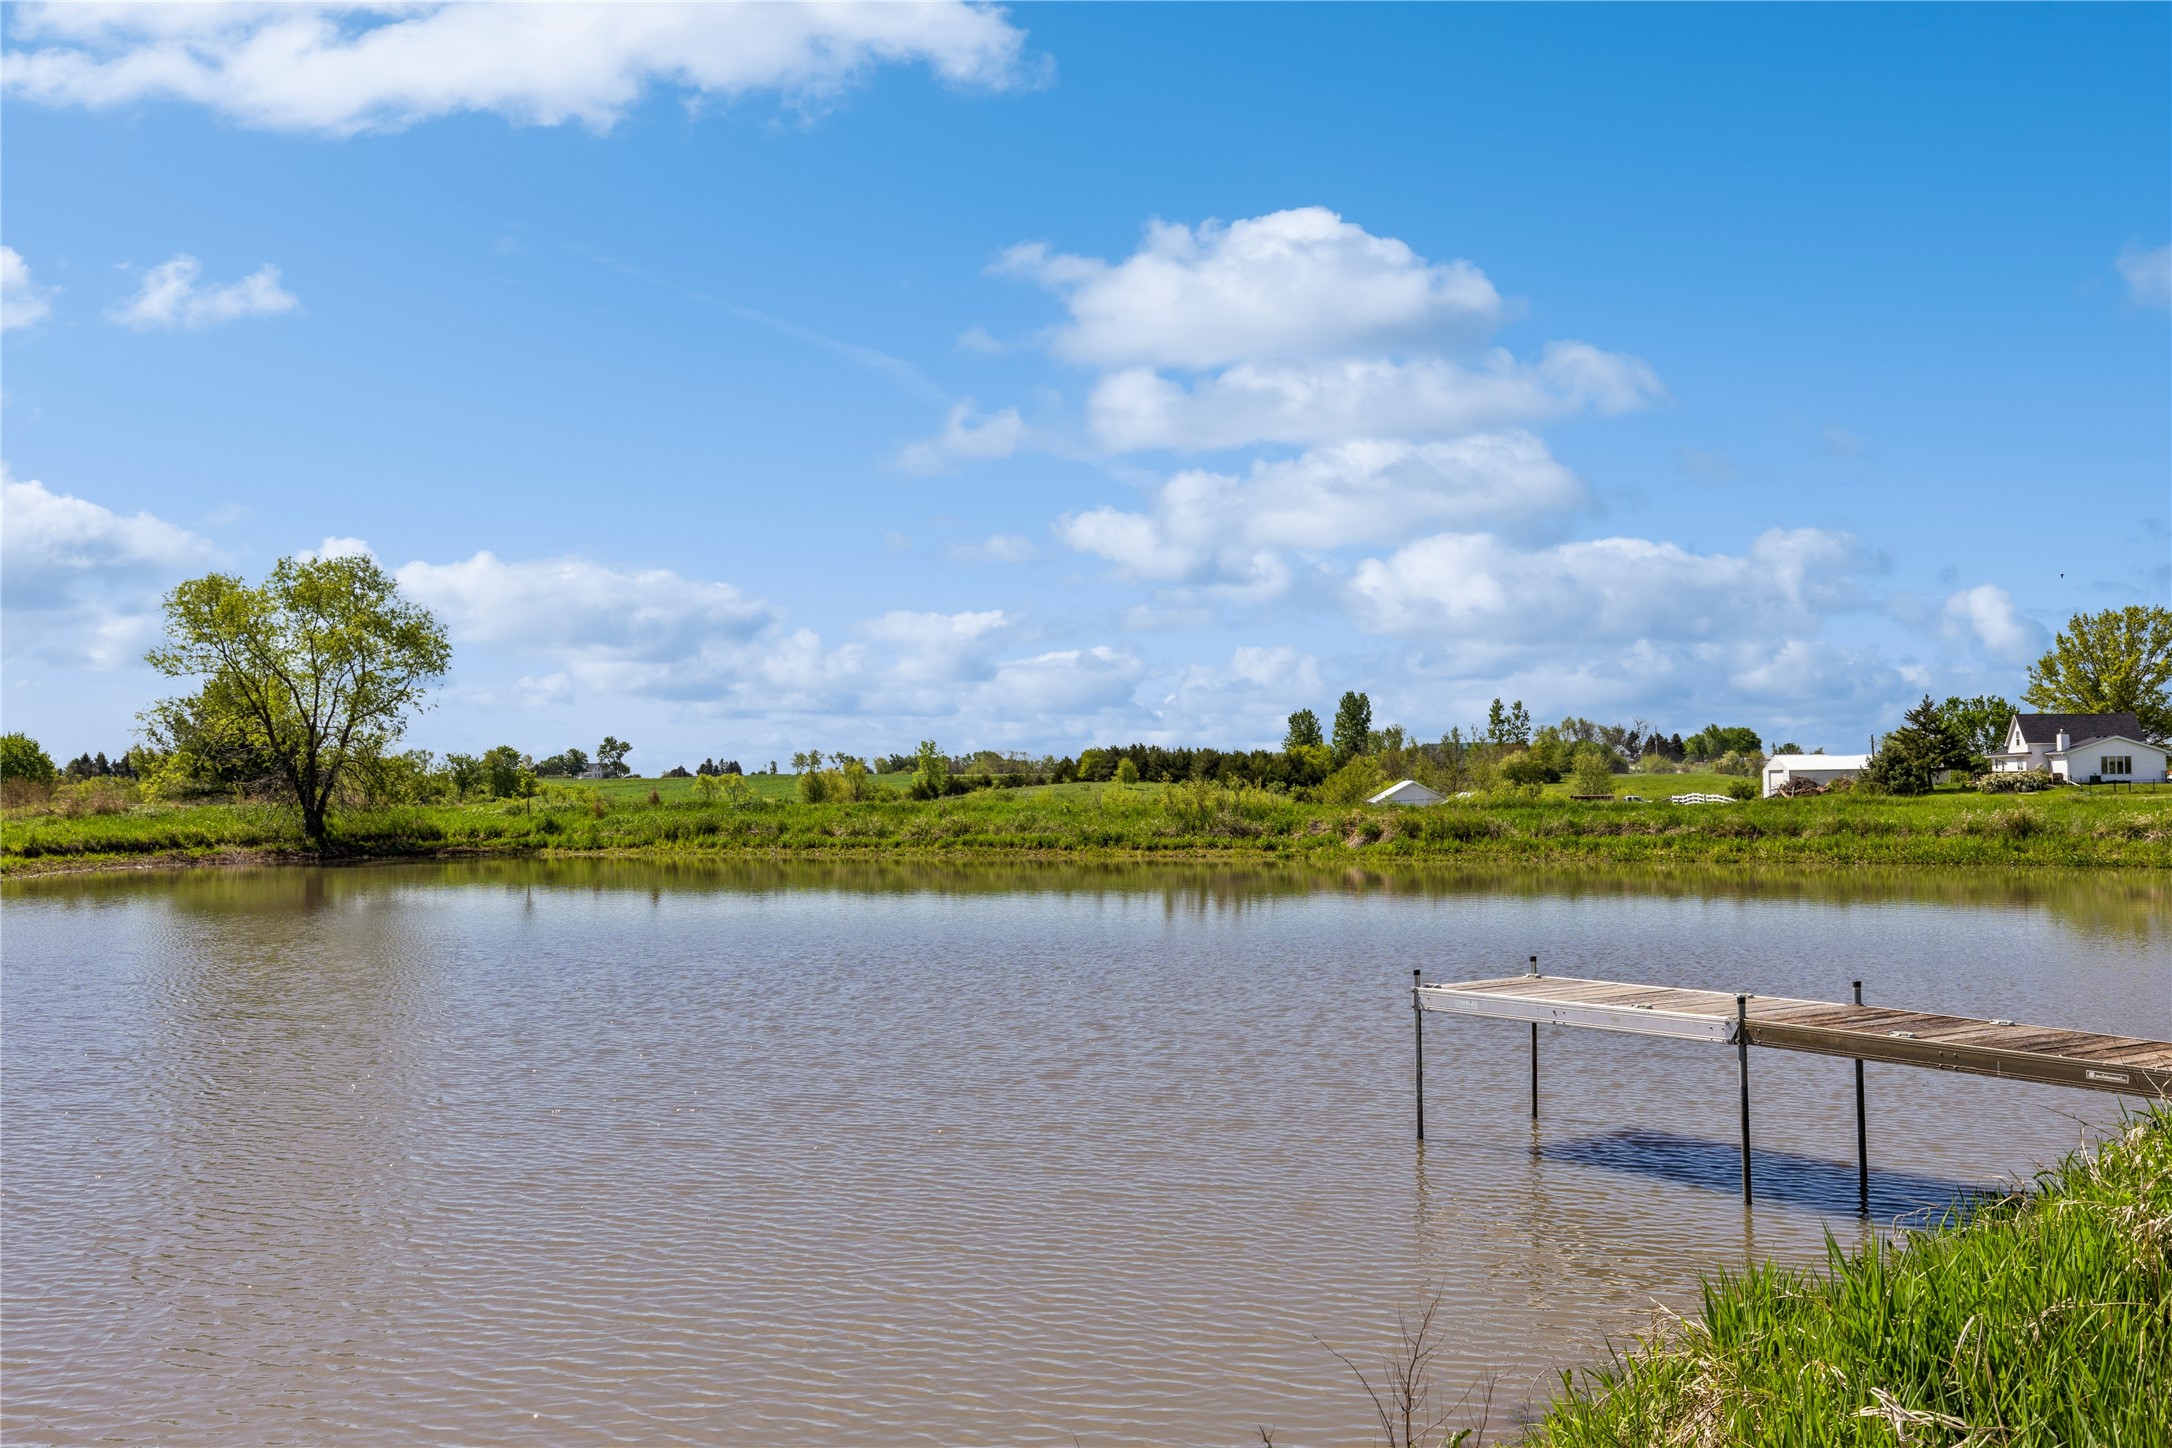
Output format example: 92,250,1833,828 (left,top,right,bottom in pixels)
1368,779,1444,806
1761,753,1870,797
1987,712,2166,784
578,763,609,780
